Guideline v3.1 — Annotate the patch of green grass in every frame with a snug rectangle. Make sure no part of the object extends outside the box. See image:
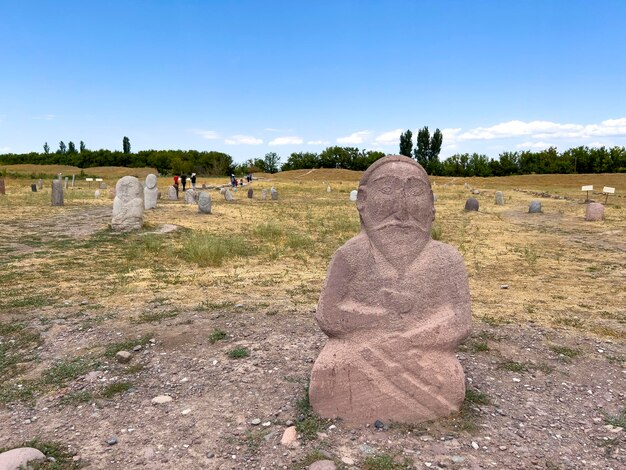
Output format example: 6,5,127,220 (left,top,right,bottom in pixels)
553,315,584,328
227,346,250,359
363,454,412,470
604,407,626,430
243,429,266,451
0,381,37,405
196,300,235,311
0,439,81,469
499,361,528,373
465,387,491,405
253,222,284,239
550,345,582,360
101,381,132,399
0,322,42,380
179,232,255,267
430,224,443,241
104,334,152,357
41,357,96,387
60,390,93,405
295,450,332,469
606,355,626,364
2,295,51,309
209,329,228,344
295,387,329,441
286,233,314,250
